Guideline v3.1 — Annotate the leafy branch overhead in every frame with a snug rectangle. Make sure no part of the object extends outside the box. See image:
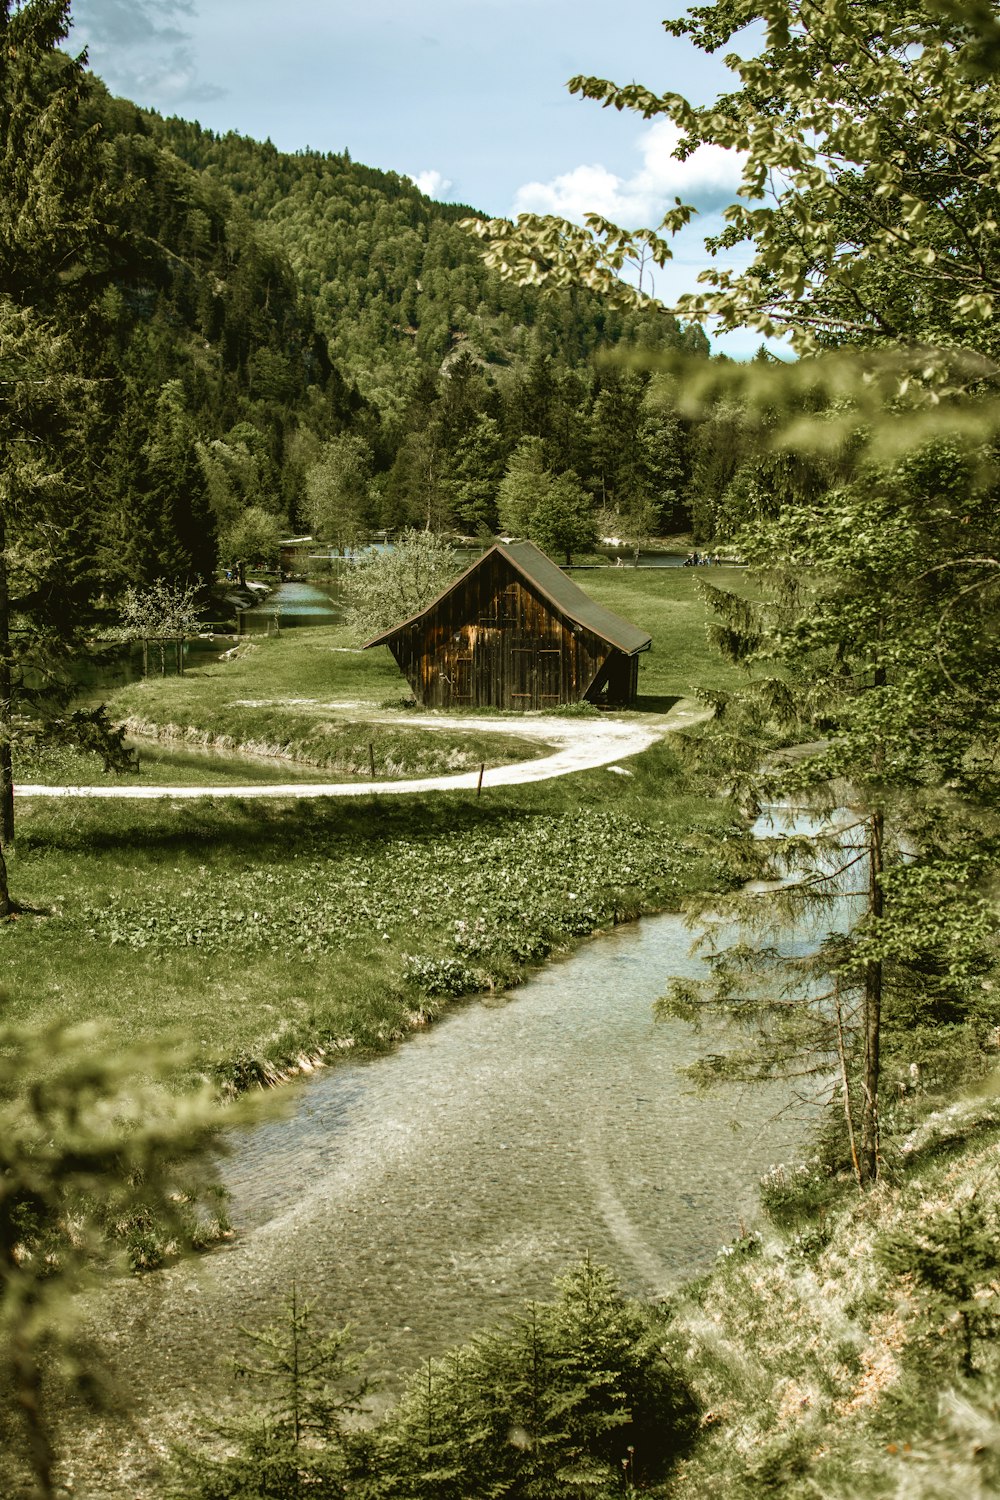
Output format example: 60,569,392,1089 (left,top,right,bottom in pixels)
468,0,1000,401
